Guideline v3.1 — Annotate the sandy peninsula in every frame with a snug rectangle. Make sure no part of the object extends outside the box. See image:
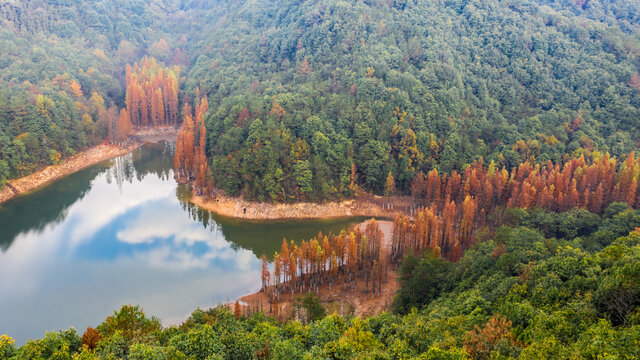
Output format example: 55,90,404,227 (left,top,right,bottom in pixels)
0,143,139,205
0,127,177,205
190,191,408,221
